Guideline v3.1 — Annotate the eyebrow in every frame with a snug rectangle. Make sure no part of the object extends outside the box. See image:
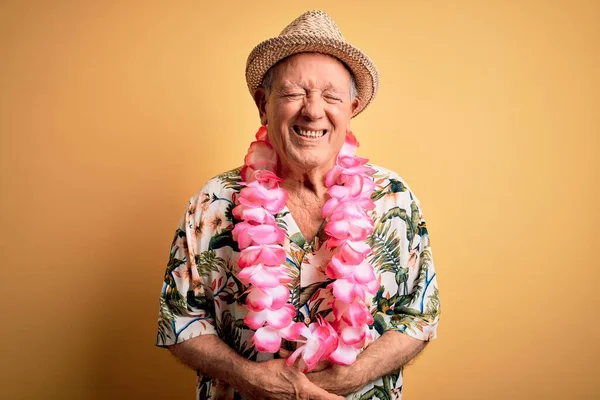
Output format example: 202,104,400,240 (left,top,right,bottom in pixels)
277,82,345,93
